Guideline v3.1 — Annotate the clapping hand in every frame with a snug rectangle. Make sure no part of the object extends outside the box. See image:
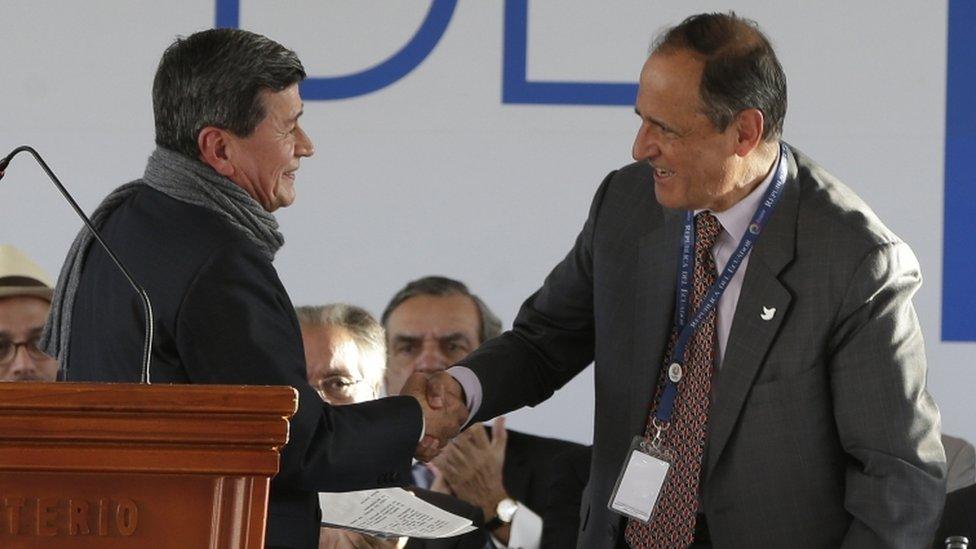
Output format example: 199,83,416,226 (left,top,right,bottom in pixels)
431,417,509,522
400,372,468,461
